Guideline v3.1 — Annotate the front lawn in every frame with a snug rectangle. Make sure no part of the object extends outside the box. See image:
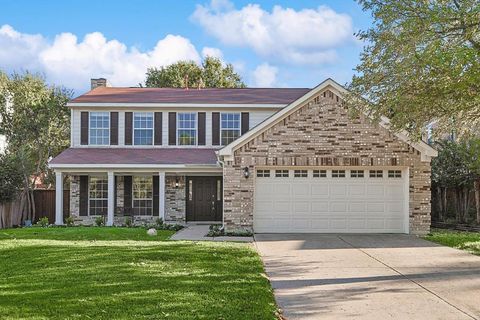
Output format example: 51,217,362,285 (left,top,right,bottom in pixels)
0,227,277,320
0,226,174,241
424,228,480,256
